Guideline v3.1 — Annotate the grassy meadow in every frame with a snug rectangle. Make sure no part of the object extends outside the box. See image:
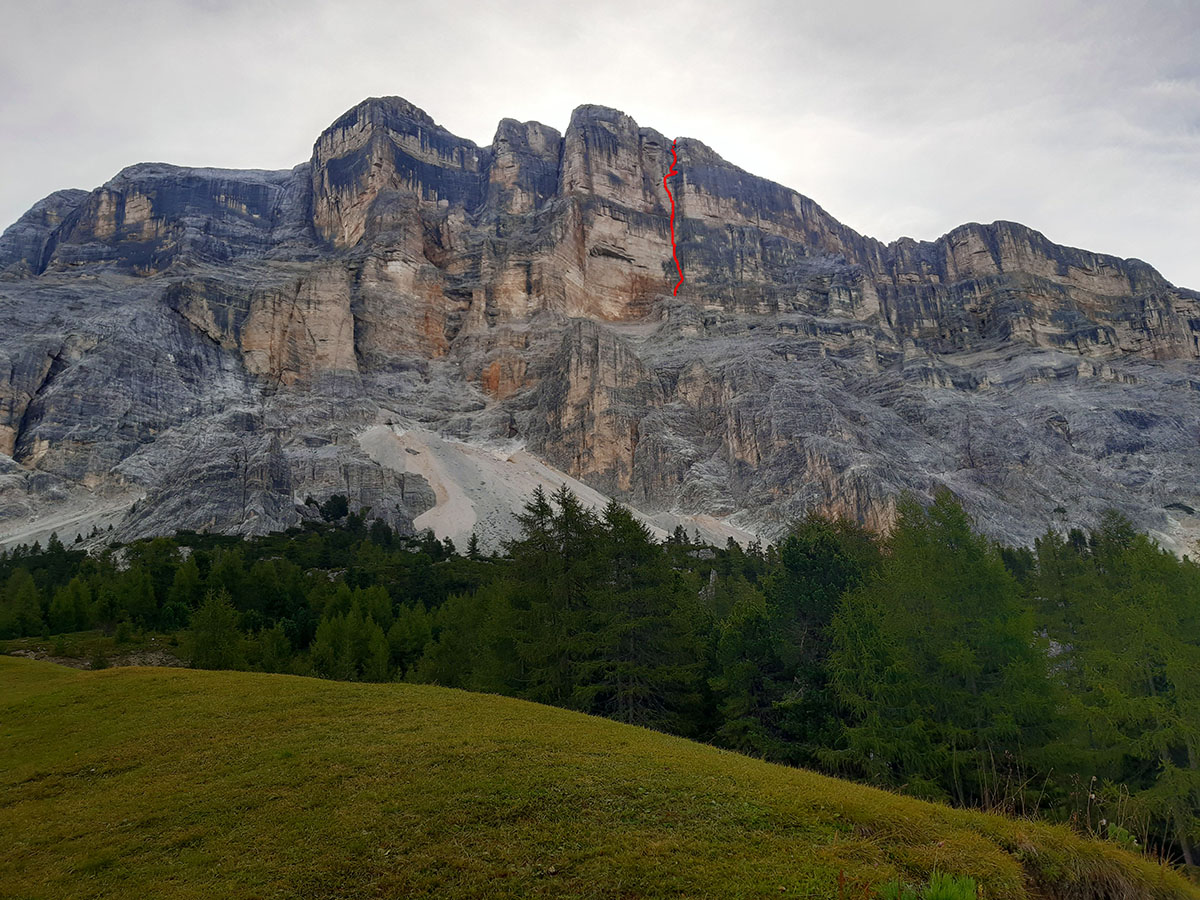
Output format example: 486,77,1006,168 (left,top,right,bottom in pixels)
1,657,1197,899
